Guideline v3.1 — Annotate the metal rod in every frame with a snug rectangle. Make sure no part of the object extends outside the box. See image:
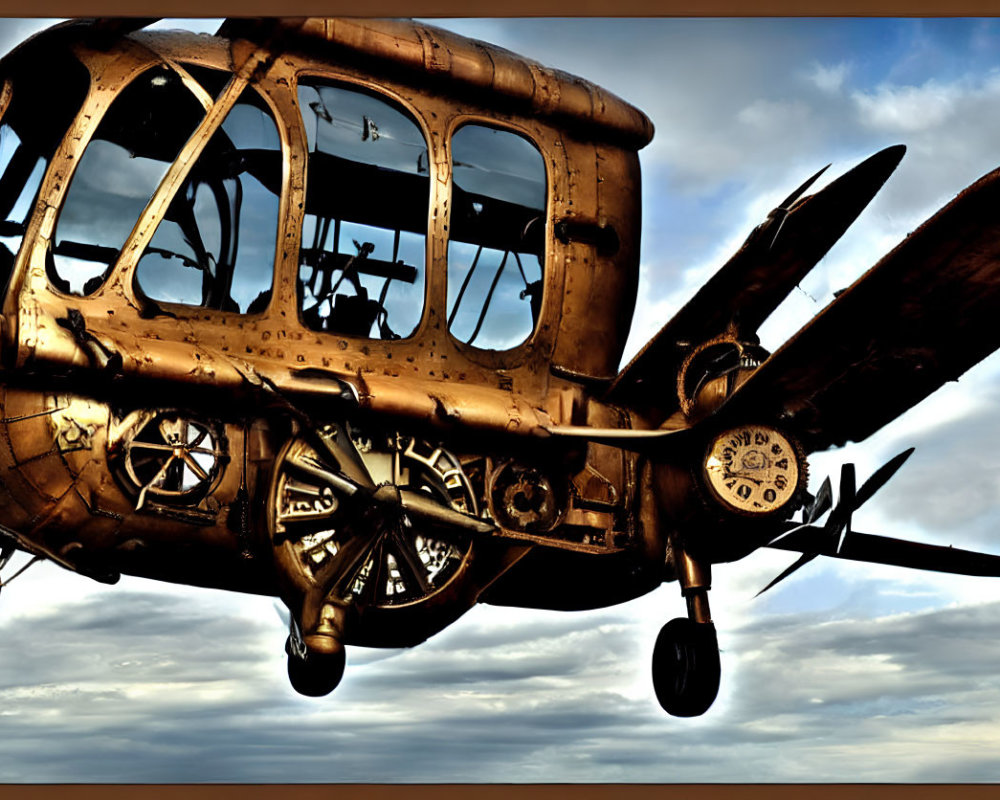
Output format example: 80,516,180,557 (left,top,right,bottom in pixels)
677,548,713,624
